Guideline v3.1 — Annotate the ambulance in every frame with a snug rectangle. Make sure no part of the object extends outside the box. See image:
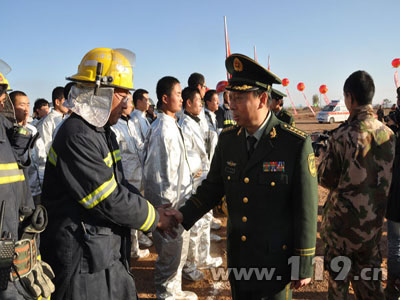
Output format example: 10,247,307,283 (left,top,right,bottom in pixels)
317,100,350,123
